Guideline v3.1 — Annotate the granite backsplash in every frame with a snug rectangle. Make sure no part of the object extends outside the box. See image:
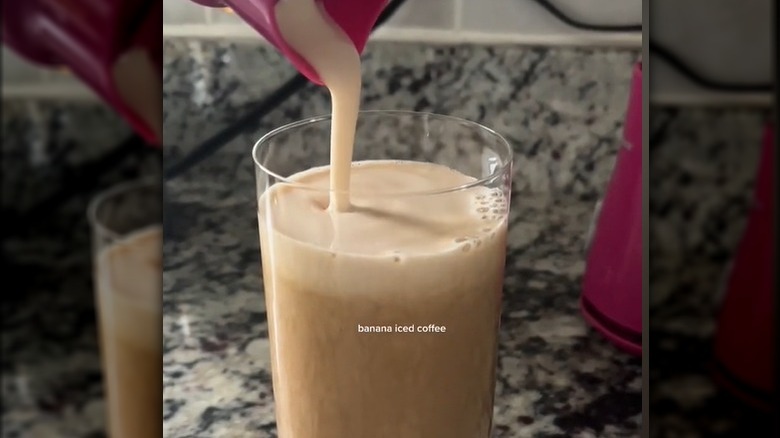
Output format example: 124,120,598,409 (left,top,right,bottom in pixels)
161,41,638,197
3,41,644,244
3,41,767,277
